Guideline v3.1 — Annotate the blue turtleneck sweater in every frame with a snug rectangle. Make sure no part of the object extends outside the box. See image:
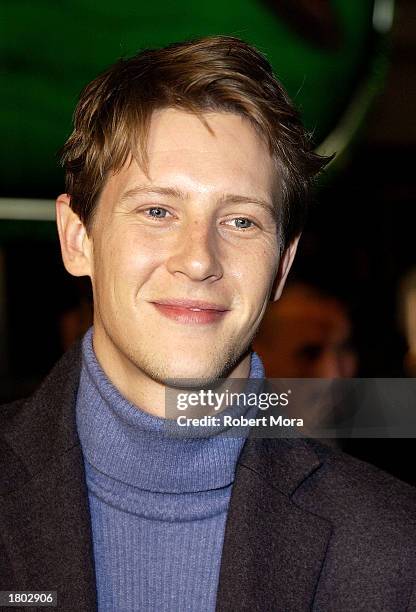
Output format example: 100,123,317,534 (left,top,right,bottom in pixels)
76,328,264,612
